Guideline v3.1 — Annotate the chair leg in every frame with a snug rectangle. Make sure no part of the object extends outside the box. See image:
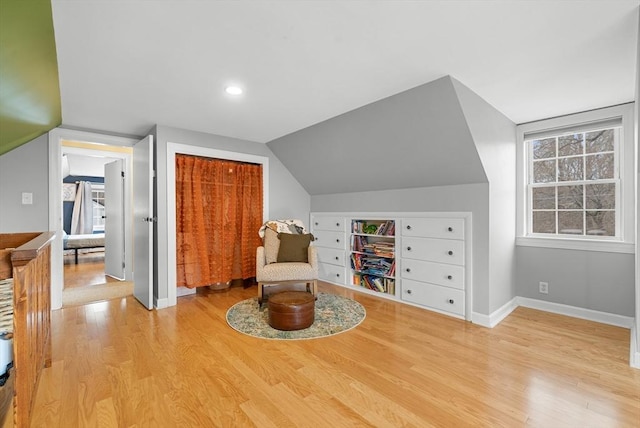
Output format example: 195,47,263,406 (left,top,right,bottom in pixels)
258,283,264,306
308,280,318,300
